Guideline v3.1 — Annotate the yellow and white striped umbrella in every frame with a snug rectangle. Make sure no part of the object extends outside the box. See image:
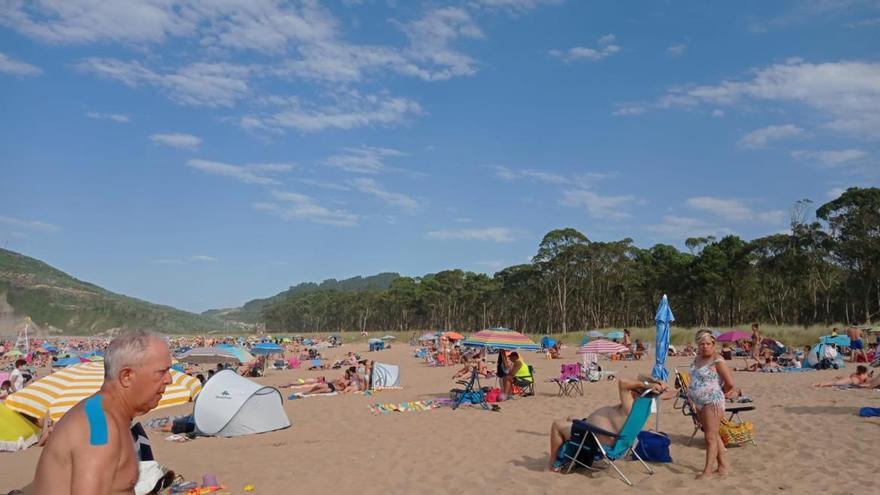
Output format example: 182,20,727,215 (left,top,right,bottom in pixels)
5,361,202,421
